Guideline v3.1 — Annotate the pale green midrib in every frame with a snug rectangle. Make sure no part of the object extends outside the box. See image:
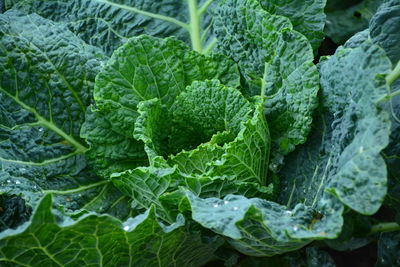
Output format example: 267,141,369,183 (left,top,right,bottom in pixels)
261,63,269,97
0,151,80,166
42,180,109,195
188,0,202,53
379,60,400,102
92,0,189,30
0,86,87,152
199,0,214,15
369,222,400,234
